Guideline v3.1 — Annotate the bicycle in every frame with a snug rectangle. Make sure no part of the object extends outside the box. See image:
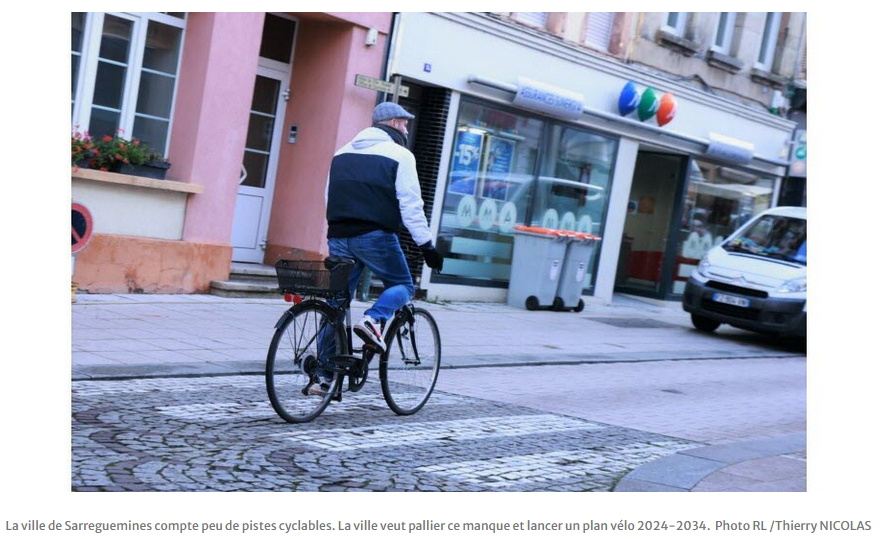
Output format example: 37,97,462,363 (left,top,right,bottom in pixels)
266,257,441,423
